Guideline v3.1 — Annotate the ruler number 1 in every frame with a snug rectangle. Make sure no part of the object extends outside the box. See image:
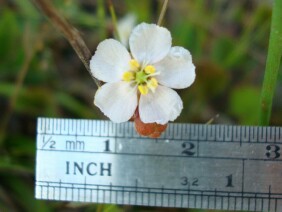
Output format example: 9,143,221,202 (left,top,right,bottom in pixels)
104,139,111,152
226,174,234,187
265,144,280,159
